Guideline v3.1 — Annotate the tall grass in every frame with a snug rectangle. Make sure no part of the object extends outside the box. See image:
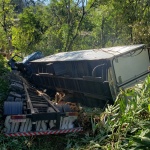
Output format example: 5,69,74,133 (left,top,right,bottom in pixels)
66,75,150,150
